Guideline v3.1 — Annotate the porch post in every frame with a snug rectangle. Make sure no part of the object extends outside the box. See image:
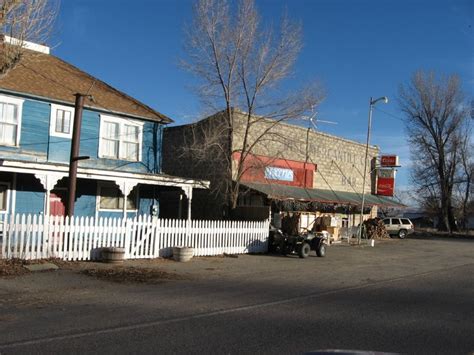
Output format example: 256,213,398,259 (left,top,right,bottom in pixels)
118,181,138,219
181,186,193,221
35,174,65,216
